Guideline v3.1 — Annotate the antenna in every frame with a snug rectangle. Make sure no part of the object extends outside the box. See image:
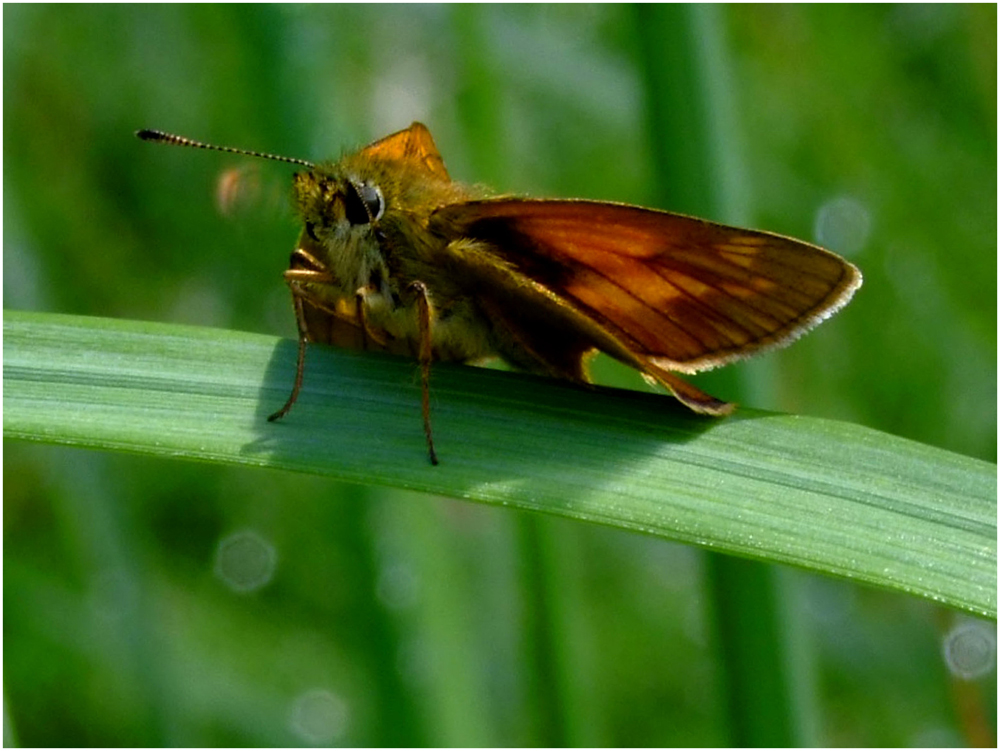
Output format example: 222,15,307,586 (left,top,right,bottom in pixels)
136,129,314,168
